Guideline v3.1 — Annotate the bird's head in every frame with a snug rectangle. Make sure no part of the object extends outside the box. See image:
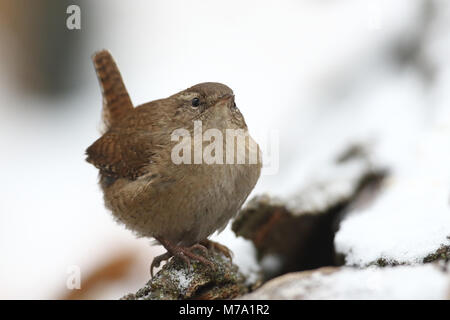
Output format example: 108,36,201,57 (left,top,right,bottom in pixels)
169,82,247,130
